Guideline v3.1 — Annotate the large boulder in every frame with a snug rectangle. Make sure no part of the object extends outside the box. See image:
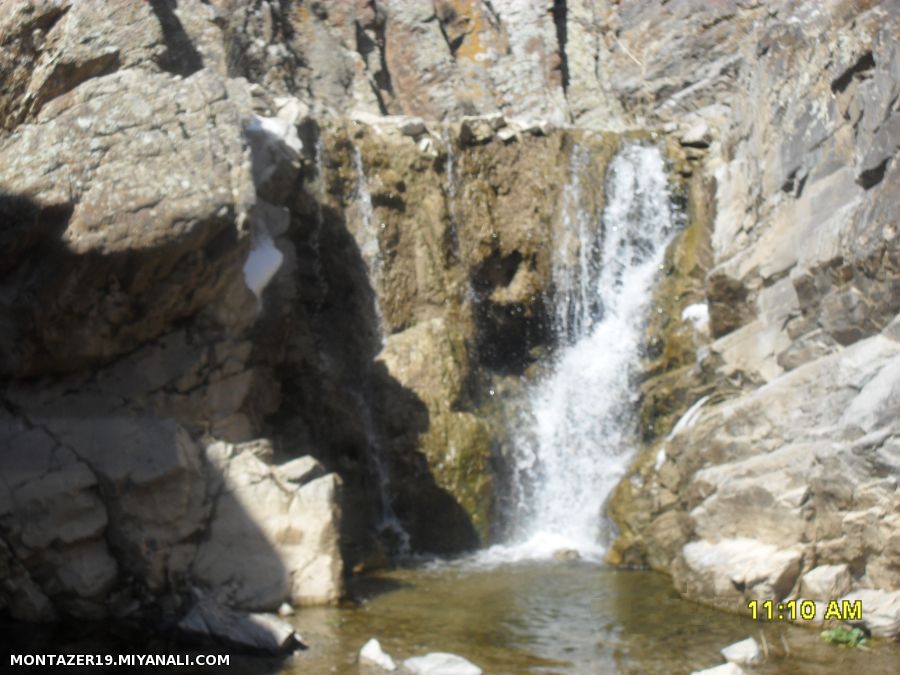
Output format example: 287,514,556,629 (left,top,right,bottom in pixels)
193,442,343,610
0,67,257,377
178,594,303,654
